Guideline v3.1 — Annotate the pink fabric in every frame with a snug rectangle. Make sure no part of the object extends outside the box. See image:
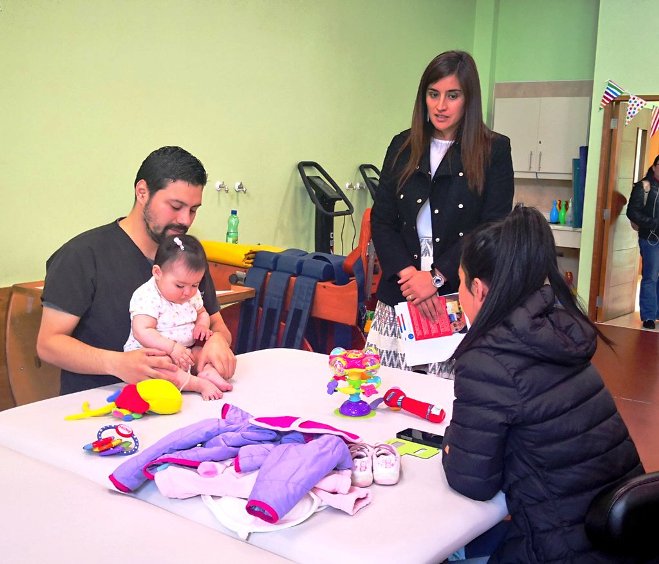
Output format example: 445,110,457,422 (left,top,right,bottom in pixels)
154,464,257,499
314,469,352,494
197,460,231,477
154,465,361,515
249,416,362,443
311,486,372,515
